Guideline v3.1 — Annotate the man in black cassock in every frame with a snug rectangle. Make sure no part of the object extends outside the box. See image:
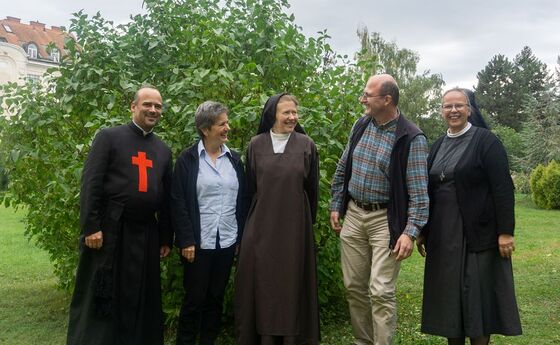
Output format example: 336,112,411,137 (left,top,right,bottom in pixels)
67,85,173,345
